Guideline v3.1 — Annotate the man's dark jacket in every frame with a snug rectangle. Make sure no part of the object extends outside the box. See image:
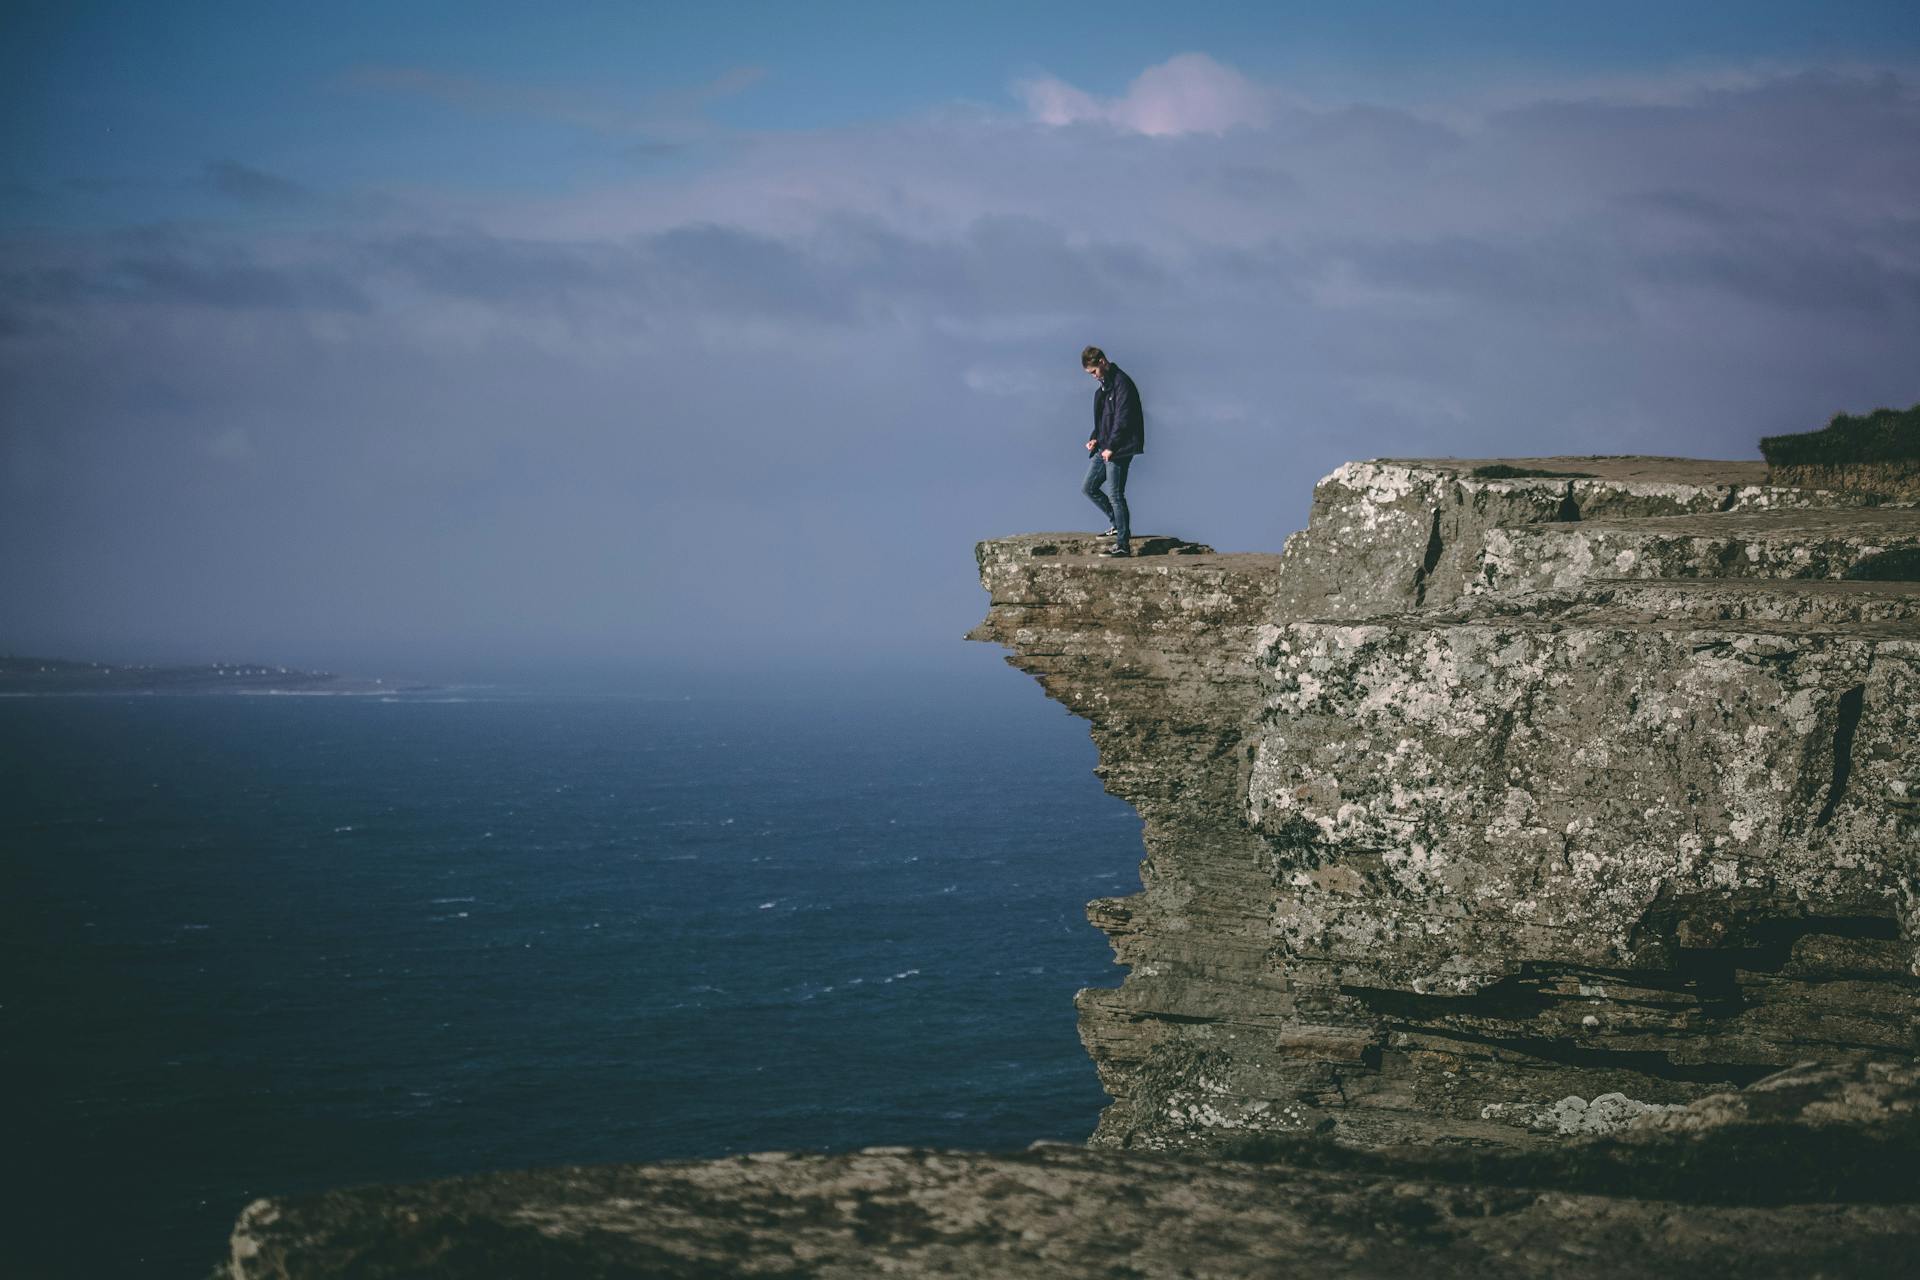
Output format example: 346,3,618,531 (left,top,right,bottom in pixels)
1091,364,1145,459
